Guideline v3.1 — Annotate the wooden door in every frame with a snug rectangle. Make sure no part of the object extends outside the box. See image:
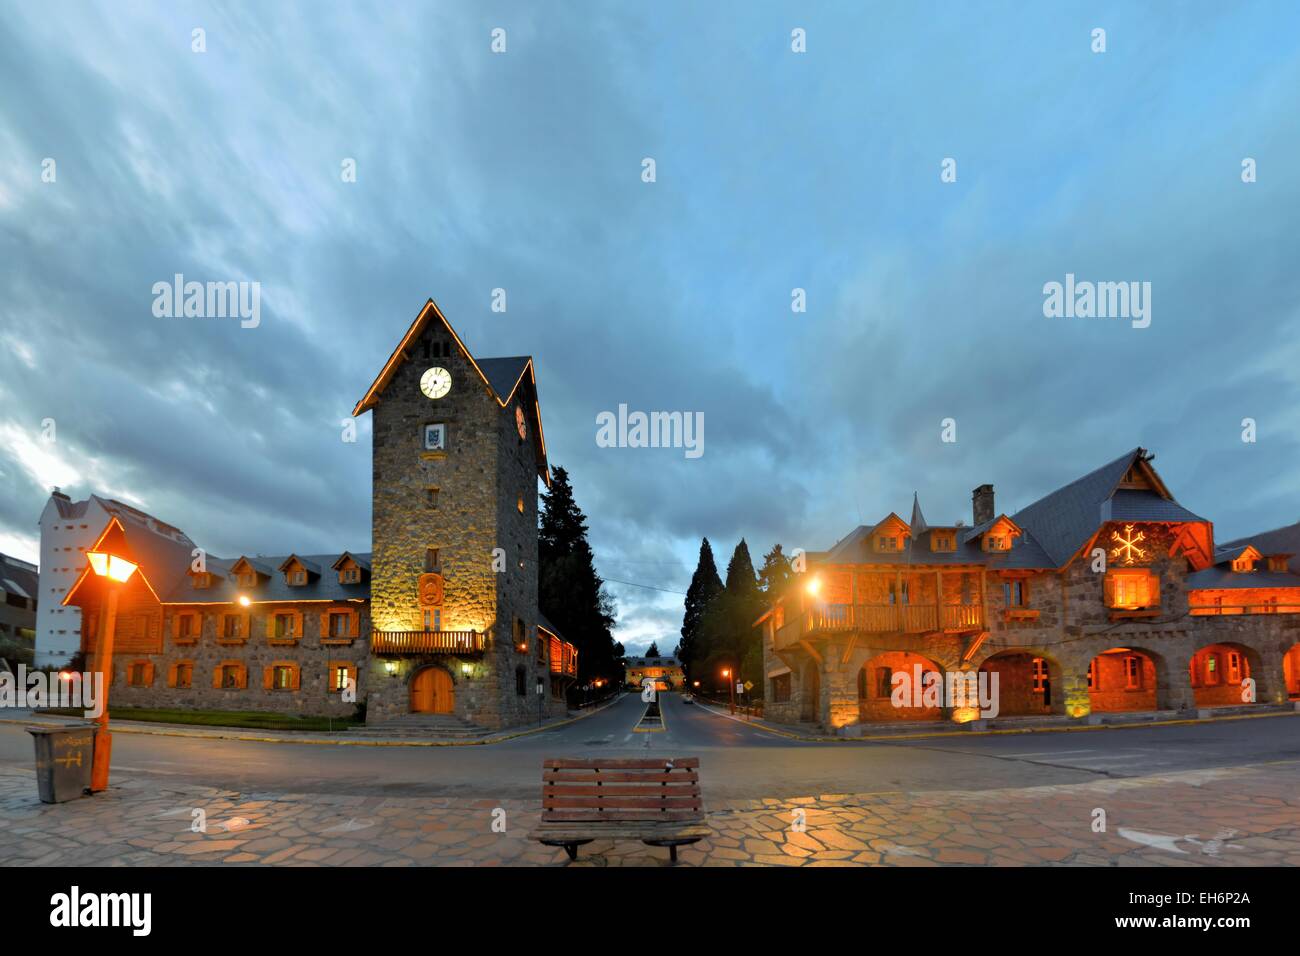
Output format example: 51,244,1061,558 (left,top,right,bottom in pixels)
411,667,453,713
